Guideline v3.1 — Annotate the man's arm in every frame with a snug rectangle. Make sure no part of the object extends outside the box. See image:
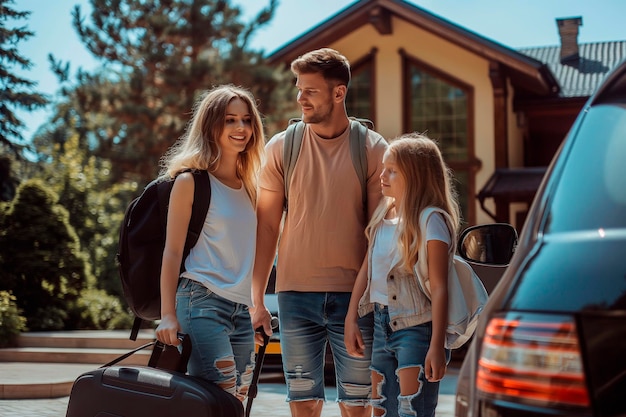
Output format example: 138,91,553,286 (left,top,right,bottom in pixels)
251,186,284,343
